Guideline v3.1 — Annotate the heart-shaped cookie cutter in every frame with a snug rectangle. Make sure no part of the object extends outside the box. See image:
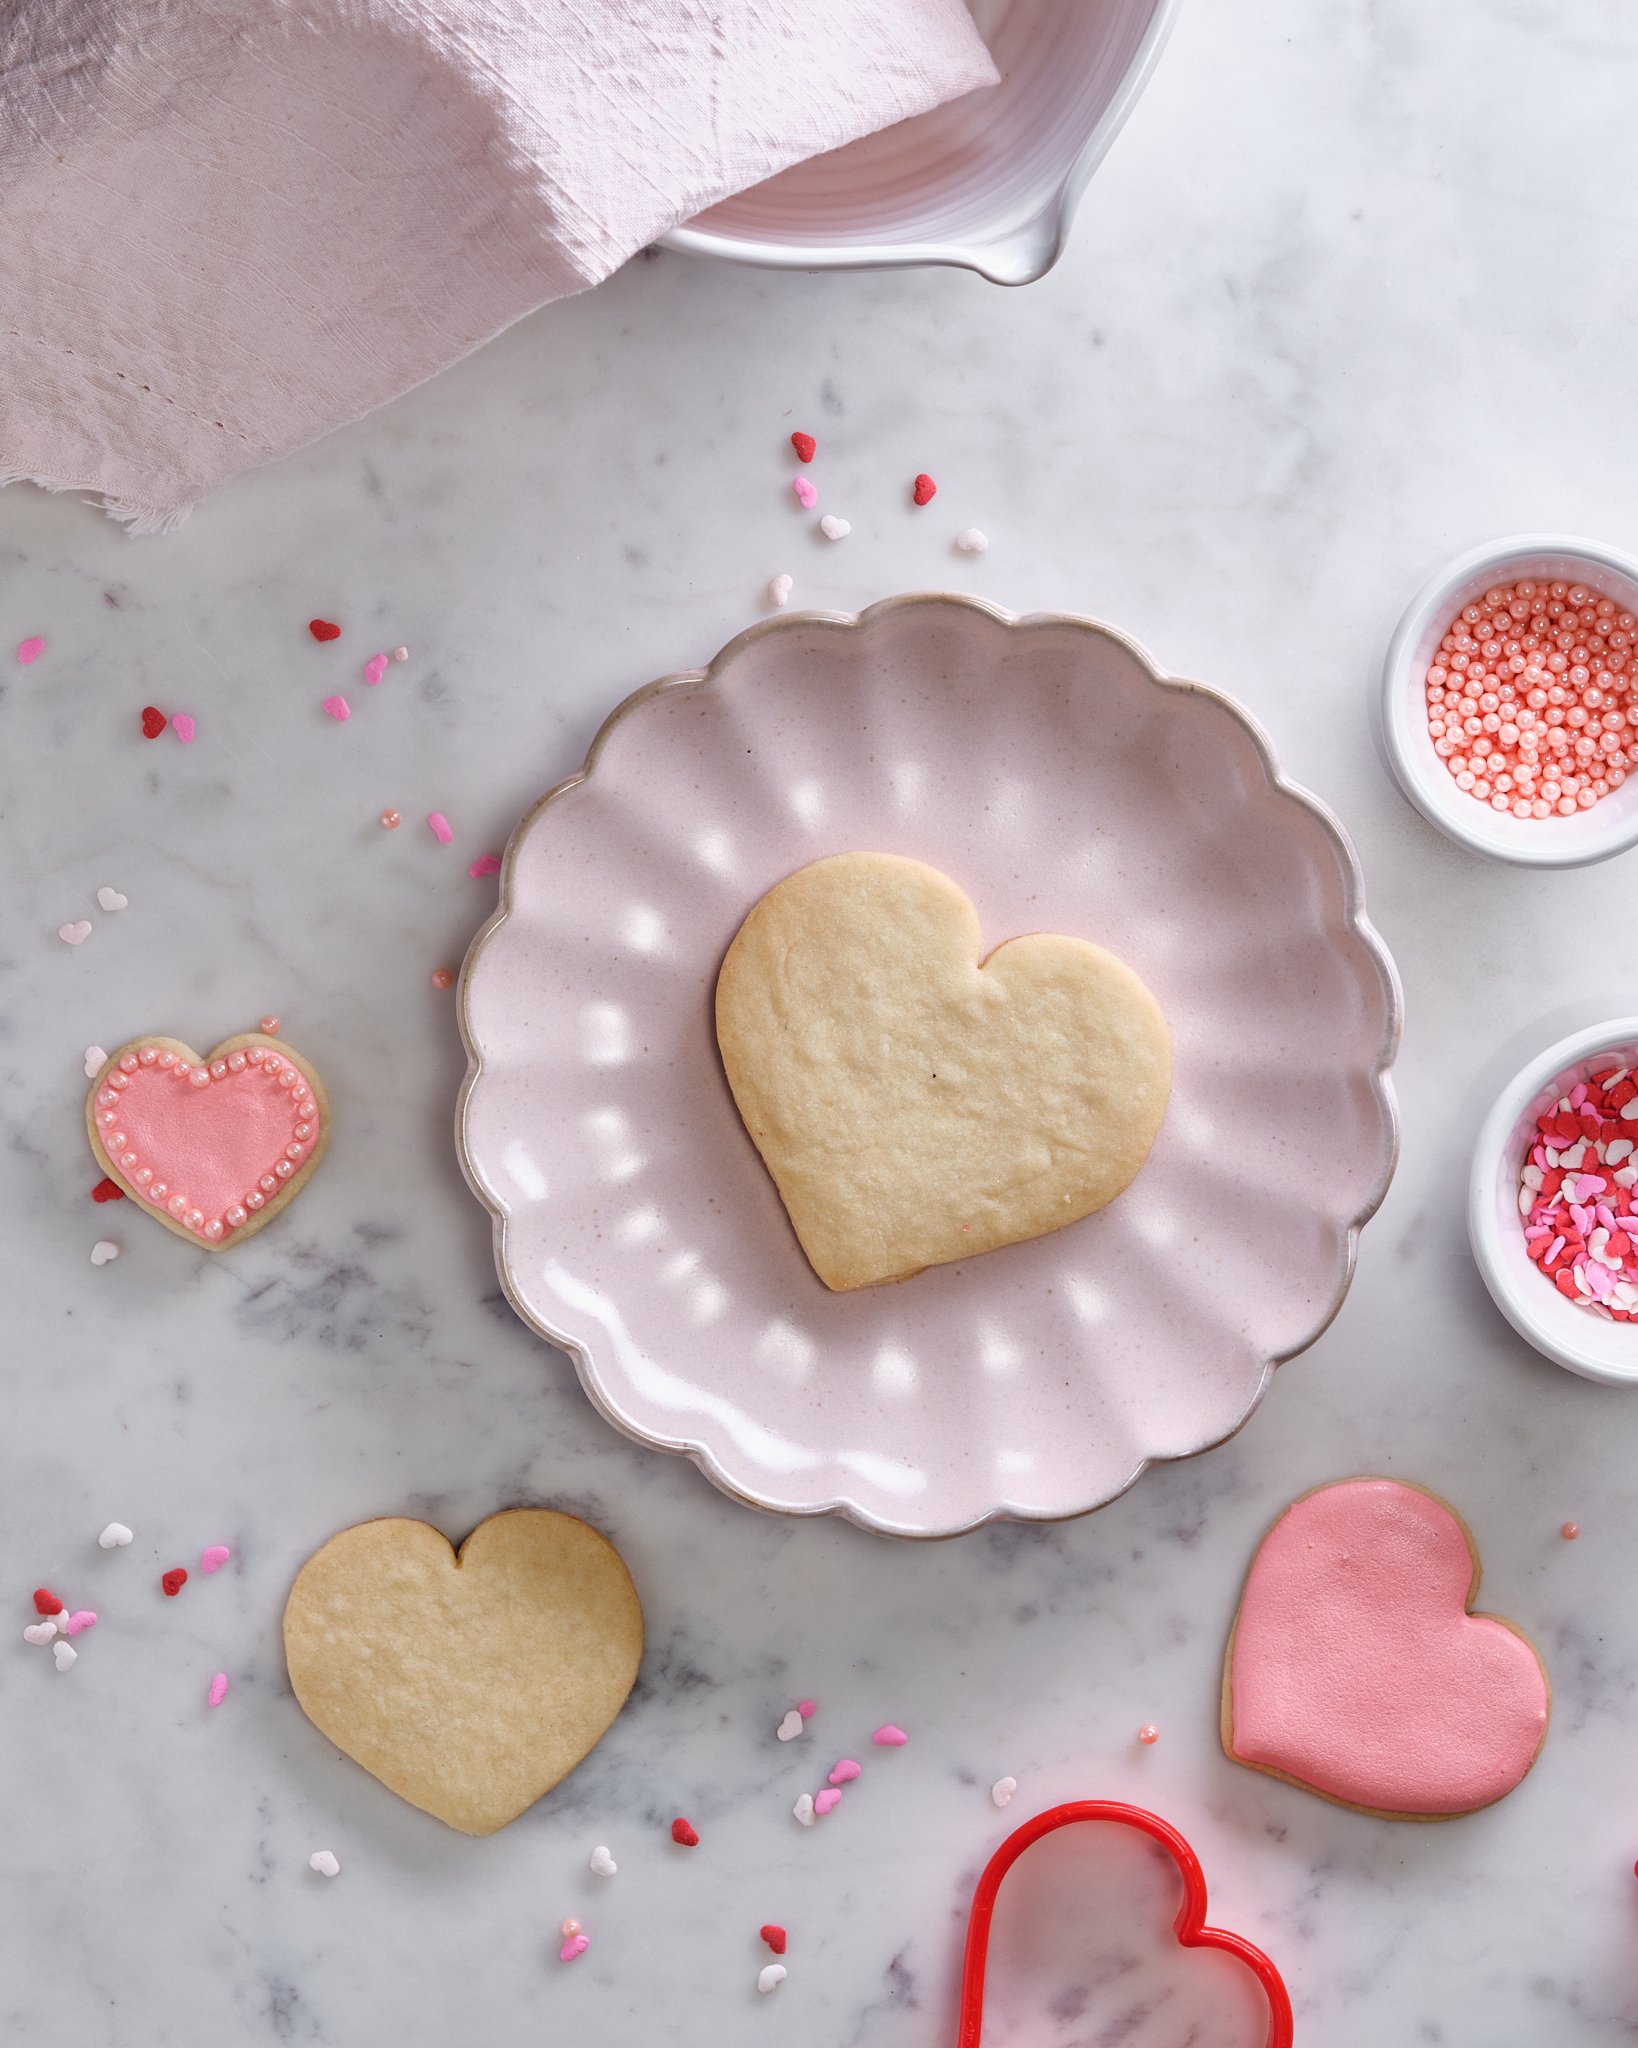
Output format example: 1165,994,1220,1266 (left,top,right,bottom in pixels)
956,1800,1294,2048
